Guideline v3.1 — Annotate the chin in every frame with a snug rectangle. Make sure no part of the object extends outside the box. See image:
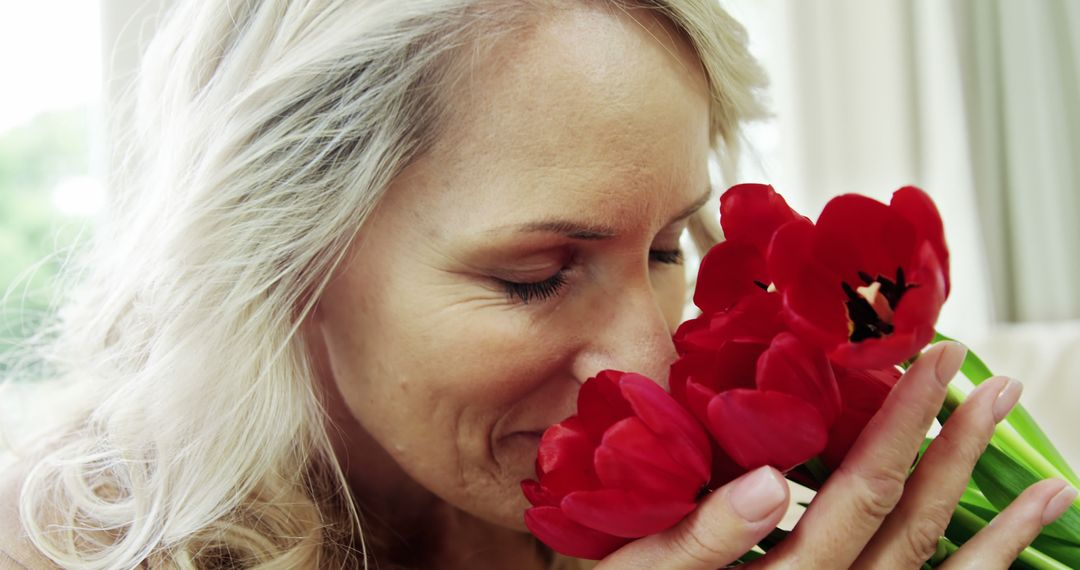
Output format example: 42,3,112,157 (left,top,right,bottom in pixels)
484,492,532,531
